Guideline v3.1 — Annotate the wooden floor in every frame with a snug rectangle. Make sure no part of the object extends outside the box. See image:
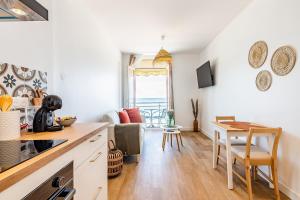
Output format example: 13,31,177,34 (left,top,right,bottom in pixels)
108,130,289,200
